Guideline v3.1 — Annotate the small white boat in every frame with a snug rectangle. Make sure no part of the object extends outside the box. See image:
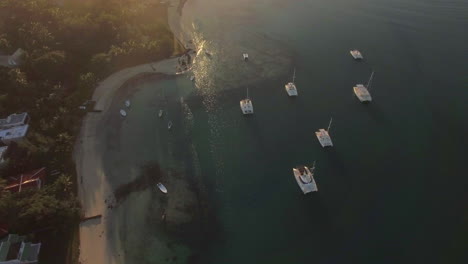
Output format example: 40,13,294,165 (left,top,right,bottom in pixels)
125,99,130,108
315,118,333,147
243,53,249,61
293,163,318,194
157,183,168,194
190,76,195,81
168,121,173,130
158,109,164,118
120,109,127,117
353,71,374,103
285,68,298,96
350,49,363,60
240,88,254,115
